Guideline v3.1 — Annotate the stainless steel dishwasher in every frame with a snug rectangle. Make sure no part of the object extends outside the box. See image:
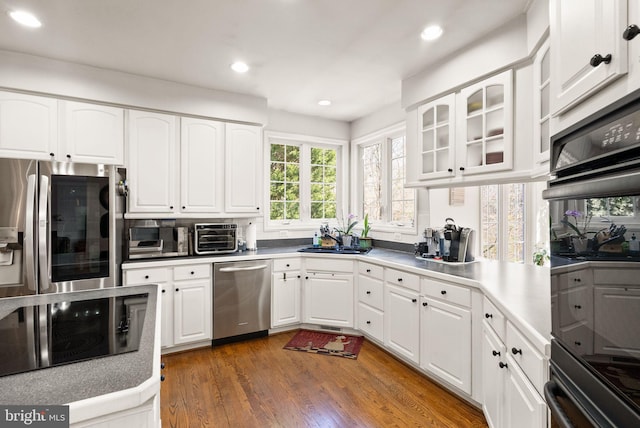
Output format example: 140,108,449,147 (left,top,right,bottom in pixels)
213,260,272,345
